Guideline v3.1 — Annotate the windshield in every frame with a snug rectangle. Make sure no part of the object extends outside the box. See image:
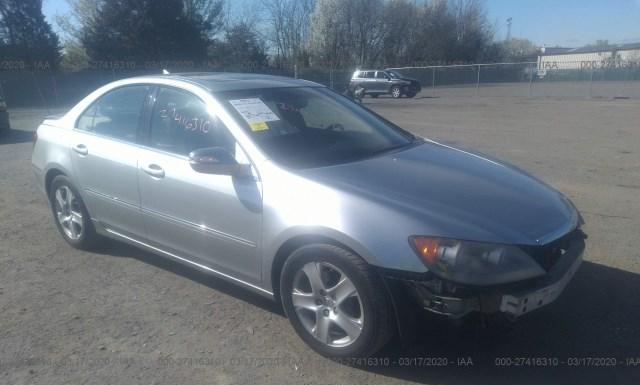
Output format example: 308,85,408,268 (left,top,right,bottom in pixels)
387,70,403,78
216,87,415,168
